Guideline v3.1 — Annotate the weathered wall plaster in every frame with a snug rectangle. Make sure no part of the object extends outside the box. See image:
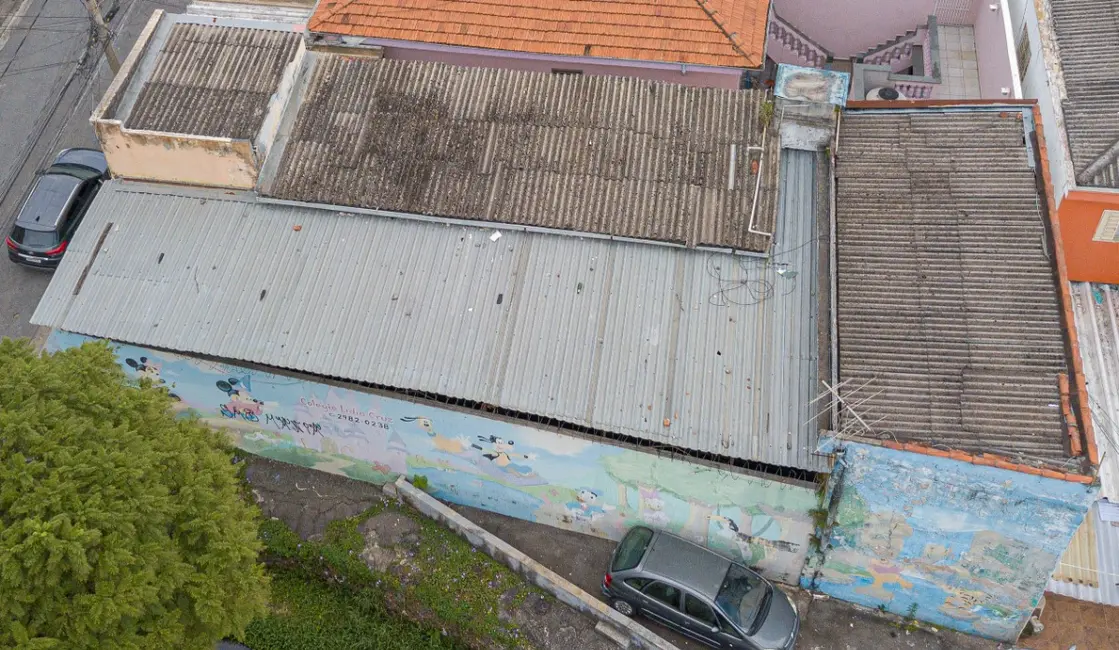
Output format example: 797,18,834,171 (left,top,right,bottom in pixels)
92,120,259,190
48,331,819,585
805,442,1096,641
